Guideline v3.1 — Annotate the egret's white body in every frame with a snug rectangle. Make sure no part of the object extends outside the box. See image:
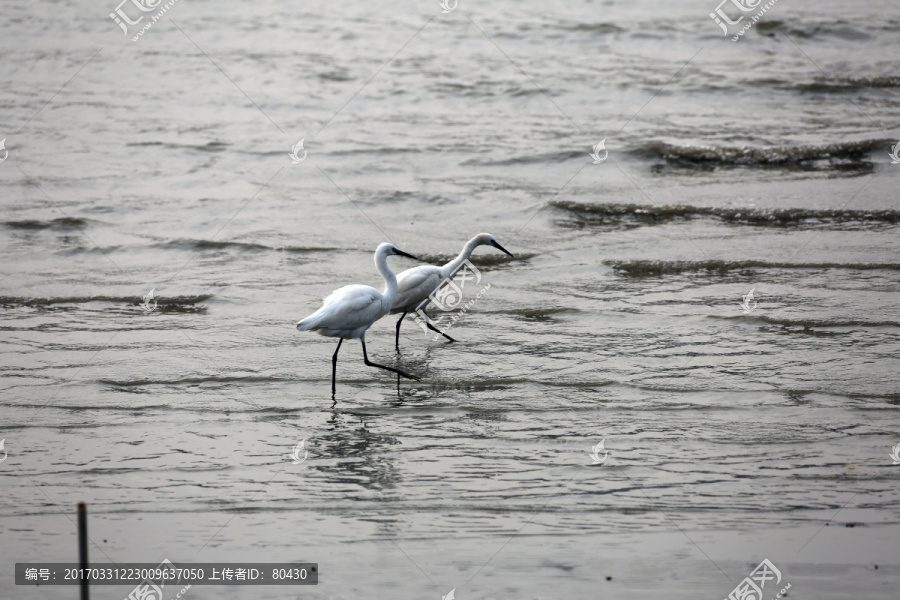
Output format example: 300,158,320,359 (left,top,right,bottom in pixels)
297,243,420,394
298,283,394,339
391,233,513,348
